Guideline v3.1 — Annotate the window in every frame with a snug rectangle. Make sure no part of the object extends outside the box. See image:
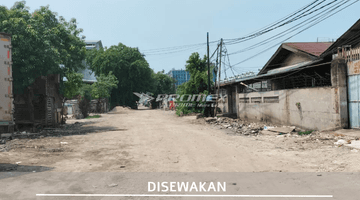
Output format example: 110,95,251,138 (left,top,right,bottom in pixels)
239,98,250,103
264,96,279,103
251,97,262,103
